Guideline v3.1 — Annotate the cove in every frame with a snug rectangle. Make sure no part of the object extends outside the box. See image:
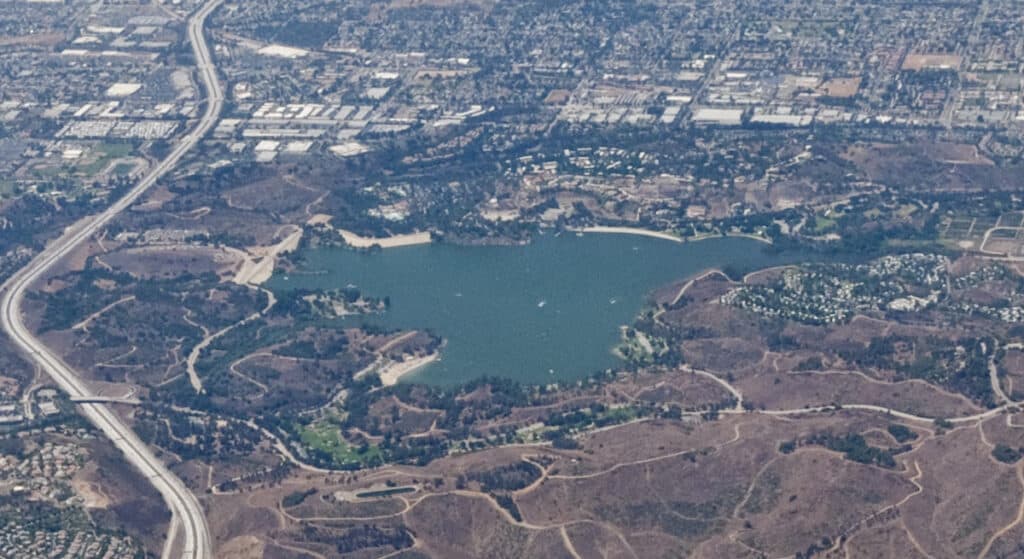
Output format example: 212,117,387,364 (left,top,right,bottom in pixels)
268,233,808,385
